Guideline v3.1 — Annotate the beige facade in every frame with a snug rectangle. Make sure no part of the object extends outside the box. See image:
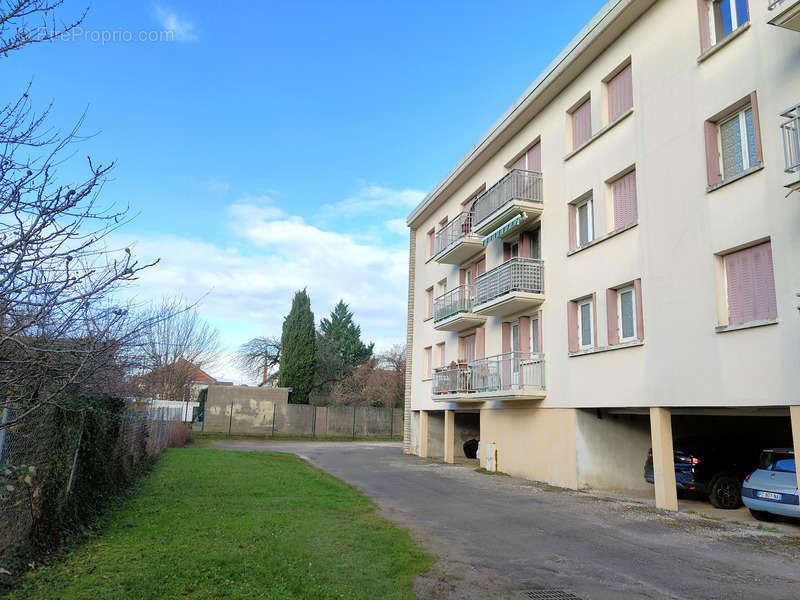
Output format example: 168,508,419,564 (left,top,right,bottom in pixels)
405,0,800,508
